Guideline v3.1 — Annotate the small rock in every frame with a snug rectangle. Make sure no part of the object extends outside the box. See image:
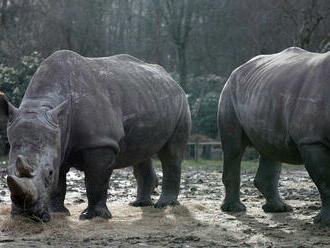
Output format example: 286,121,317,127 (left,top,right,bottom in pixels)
197,179,204,184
